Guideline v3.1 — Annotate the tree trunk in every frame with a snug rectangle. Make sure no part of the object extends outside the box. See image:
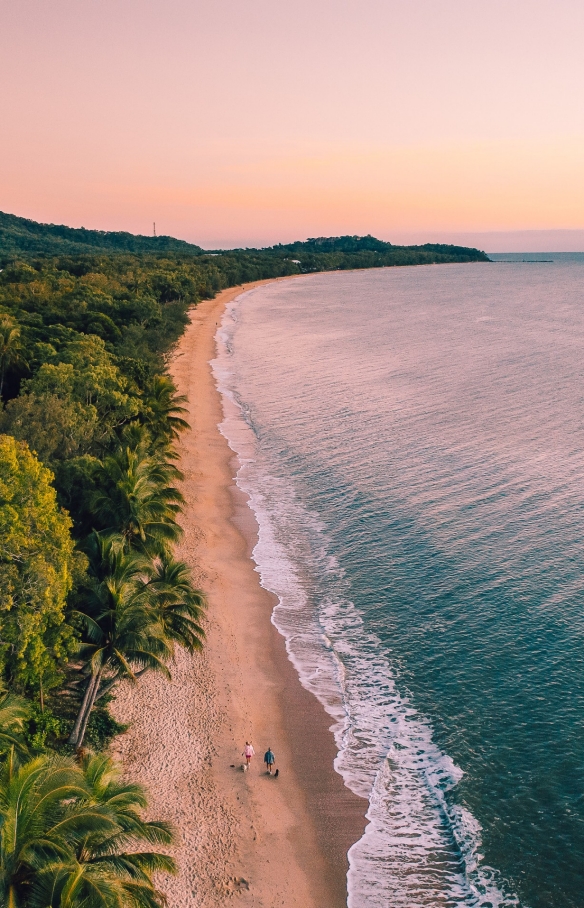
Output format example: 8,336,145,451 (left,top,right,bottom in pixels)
93,675,119,703
94,666,148,703
68,669,101,746
76,666,104,748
